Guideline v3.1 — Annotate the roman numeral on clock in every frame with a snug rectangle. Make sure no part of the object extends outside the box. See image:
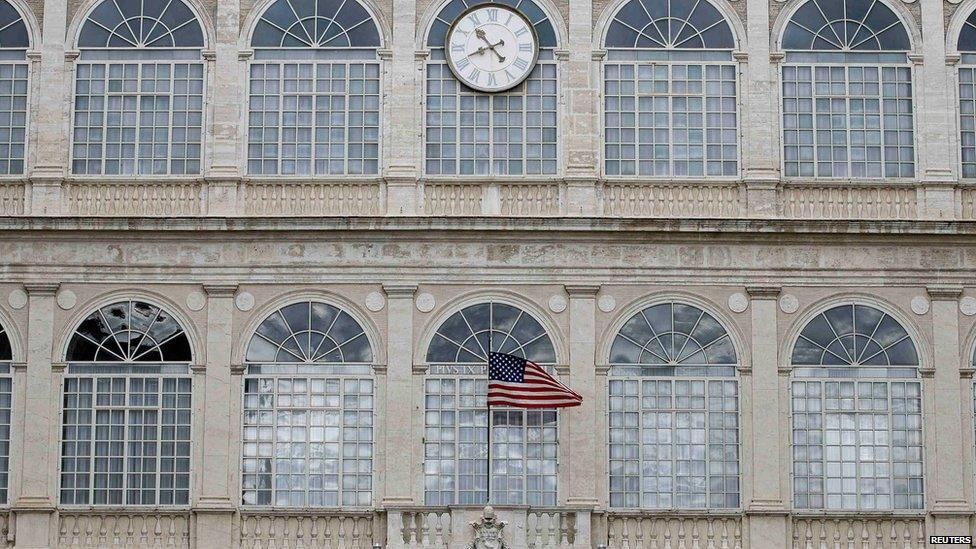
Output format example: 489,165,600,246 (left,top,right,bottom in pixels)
456,57,470,70
519,42,533,52
513,57,529,70
486,8,498,22
467,67,481,84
